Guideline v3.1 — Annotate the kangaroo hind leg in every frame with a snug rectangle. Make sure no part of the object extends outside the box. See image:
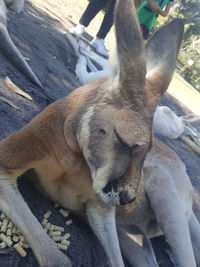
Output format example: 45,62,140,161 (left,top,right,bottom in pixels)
146,169,196,267
118,225,159,267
